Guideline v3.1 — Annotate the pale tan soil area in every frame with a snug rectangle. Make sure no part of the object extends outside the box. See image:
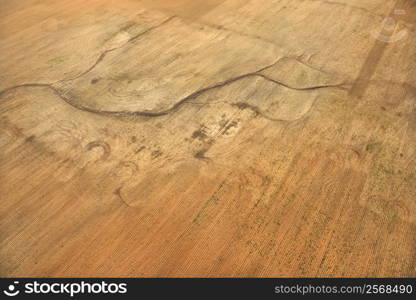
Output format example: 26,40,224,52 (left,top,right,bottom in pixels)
0,0,415,277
